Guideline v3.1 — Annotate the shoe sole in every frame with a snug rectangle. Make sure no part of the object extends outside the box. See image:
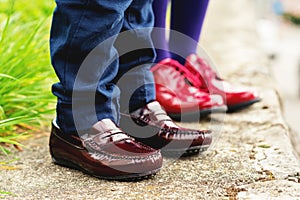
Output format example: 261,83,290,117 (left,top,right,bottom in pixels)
227,98,261,112
161,144,210,157
51,155,160,181
167,105,227,121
